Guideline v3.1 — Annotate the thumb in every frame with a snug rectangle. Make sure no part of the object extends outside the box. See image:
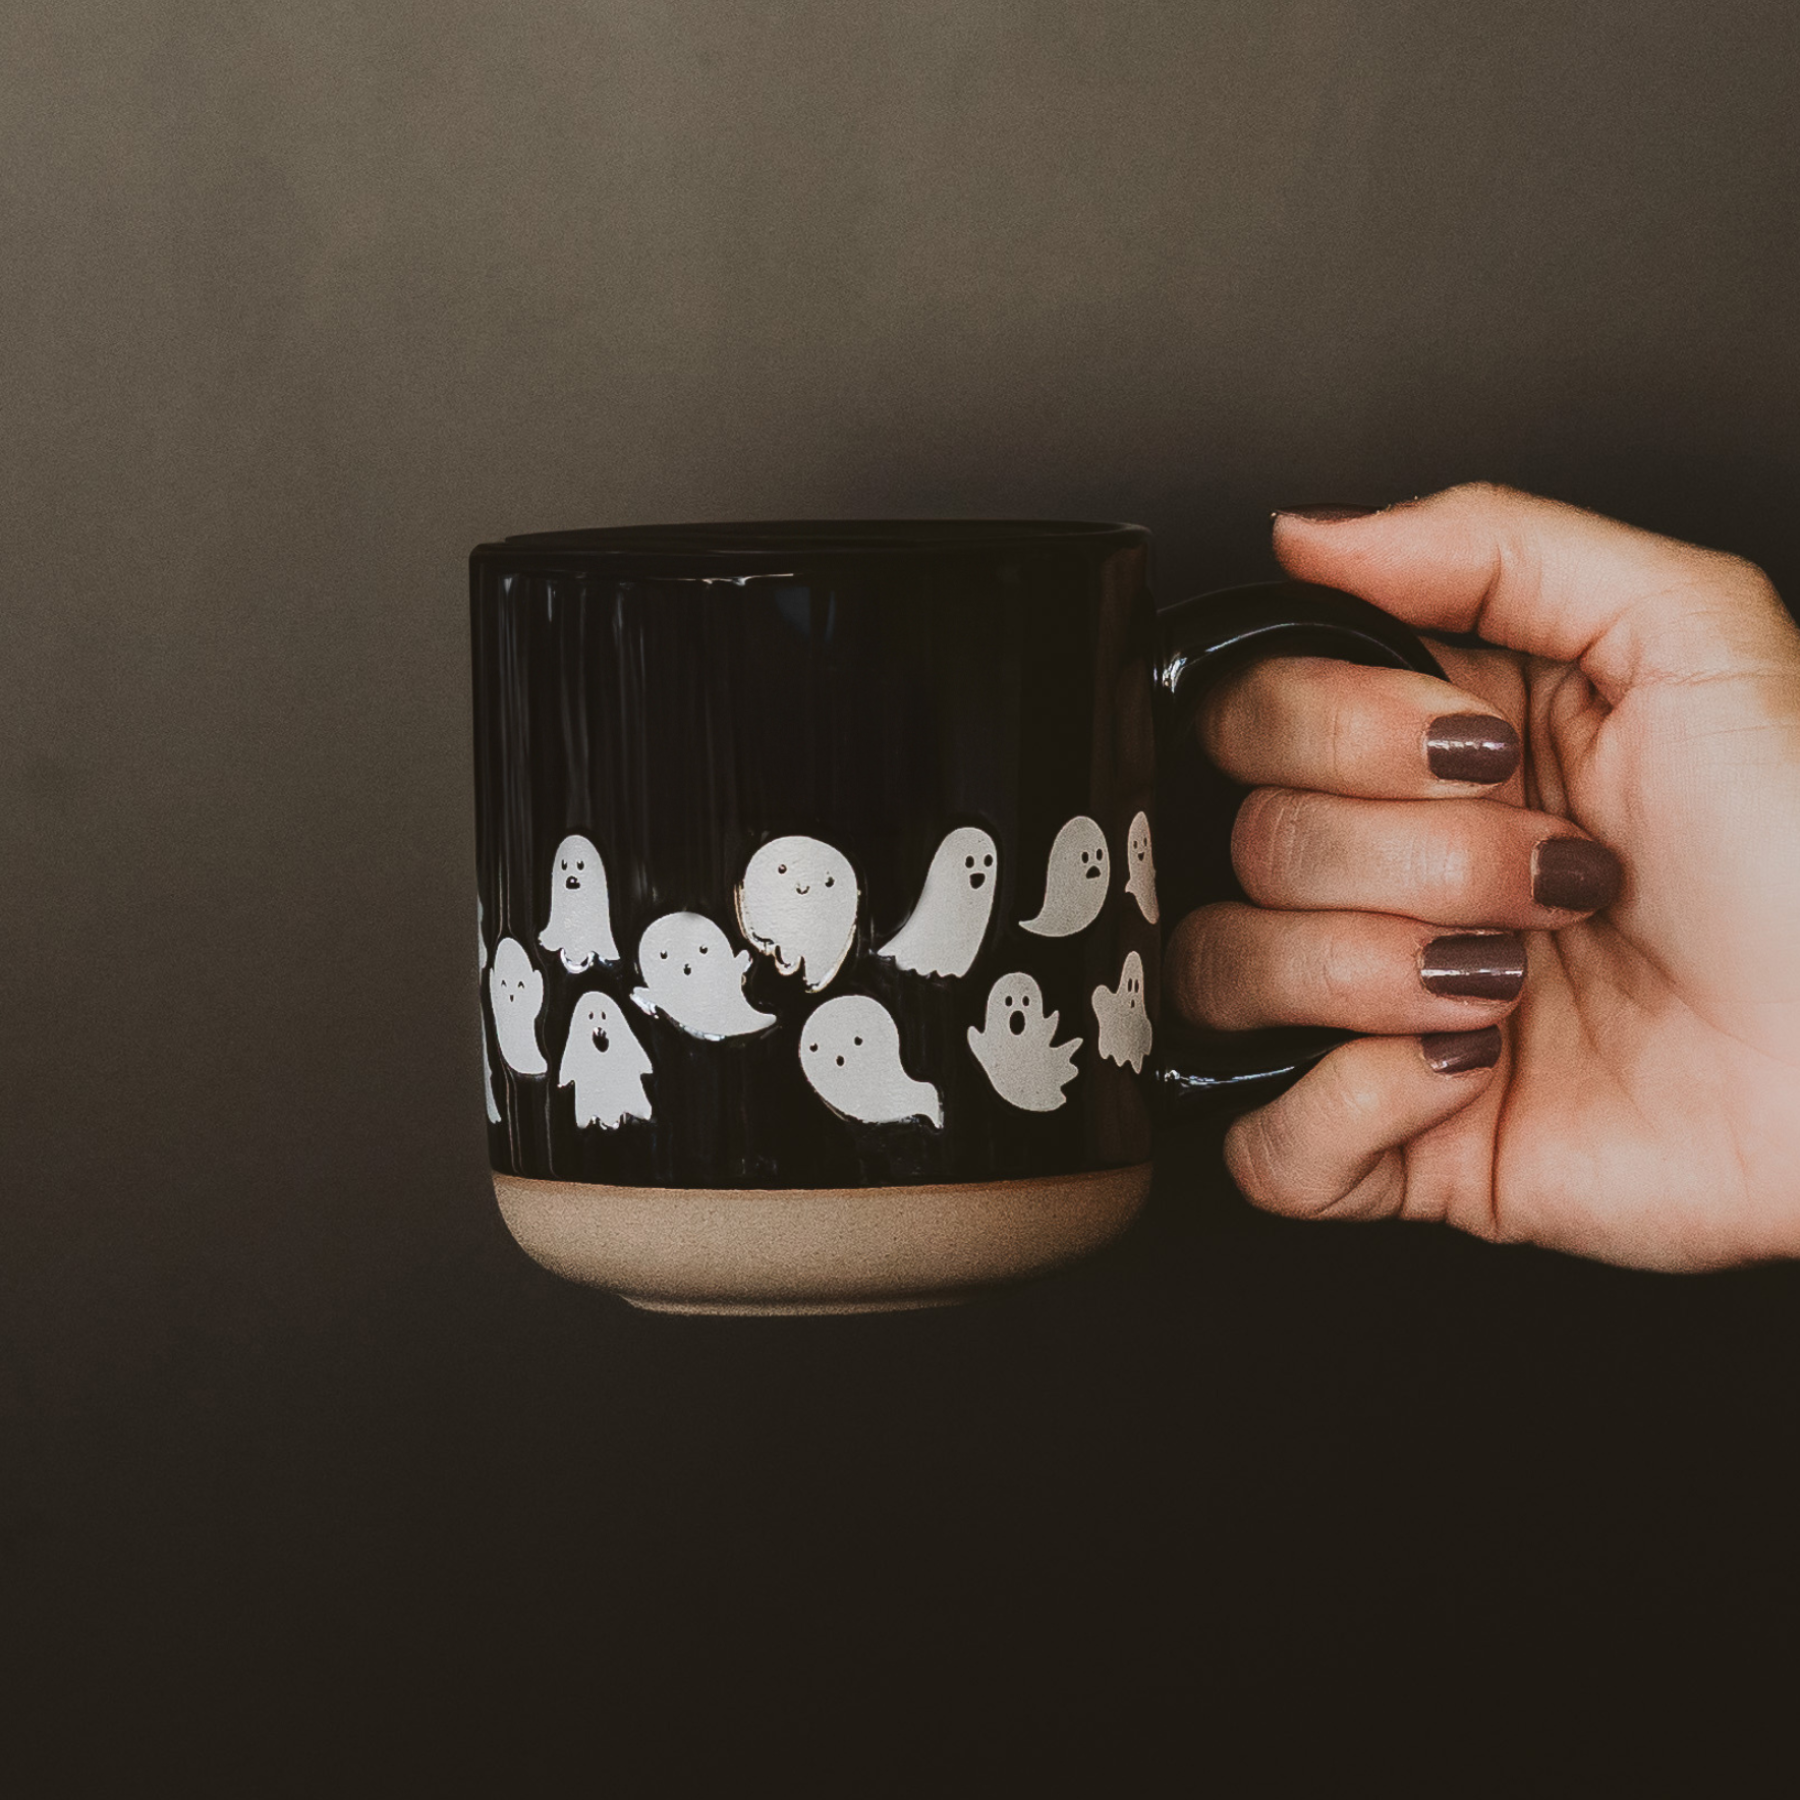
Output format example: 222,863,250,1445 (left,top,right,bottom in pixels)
1273,485,1797,702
